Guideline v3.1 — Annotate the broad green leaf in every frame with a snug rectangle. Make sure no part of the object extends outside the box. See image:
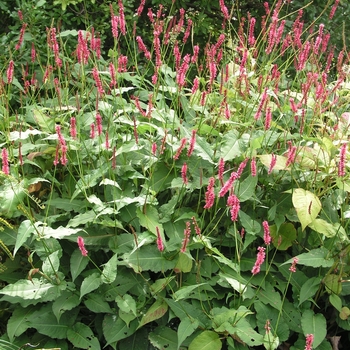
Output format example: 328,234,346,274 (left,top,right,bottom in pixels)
257,282,282,310
70,249,89,282
67,322,101,349
232,318,264,347
259,154,287,171
101,253,118,283
194,134,215,164
324,274,342,294
282,247,334,268
299,276,322,306
103,315,138,346
136,205,162,236
52,290,80,322
0,278,62,304
177,318,199,349
239,210,261,234
0,179,27,217
301,310,327,348
218,273,248,294
188,330,221,350
42,250,61,276
124,245,176,273
34,223,84,239
71,168,106,200
32,108,55,132
329,293,342,312
0,339,20,350
309,218,340,237
67,210,96,227
115,294,137,316
174,252,193,273
84,293,113,314
46,197,85,212
219,130,249,161
118,328,149,350
292,188,321,230
14,220,34,256
173,283,209,301
138,299,168,329
80,272,102,299
336,178,350,192
7,306,36,342
149,326,179,350
235,174,258,202
270,223,297,250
